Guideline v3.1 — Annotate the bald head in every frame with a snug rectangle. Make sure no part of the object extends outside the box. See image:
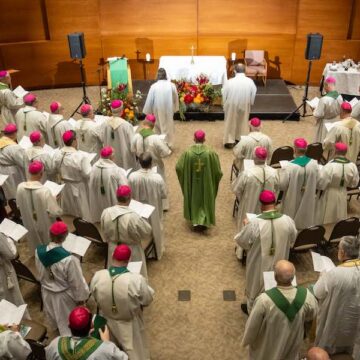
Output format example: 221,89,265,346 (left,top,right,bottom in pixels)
234,64,245,74
274,260,295,286
307,347,330,360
